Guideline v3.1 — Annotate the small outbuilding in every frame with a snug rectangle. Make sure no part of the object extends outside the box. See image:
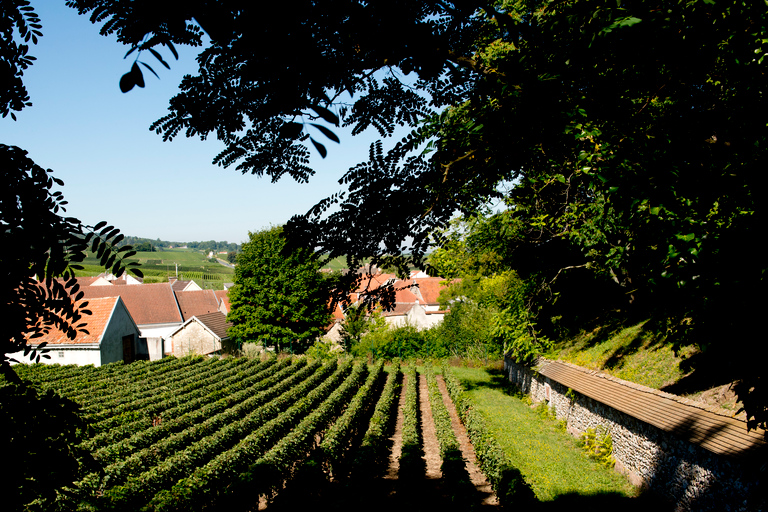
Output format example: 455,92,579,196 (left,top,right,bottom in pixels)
165,311,232,357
